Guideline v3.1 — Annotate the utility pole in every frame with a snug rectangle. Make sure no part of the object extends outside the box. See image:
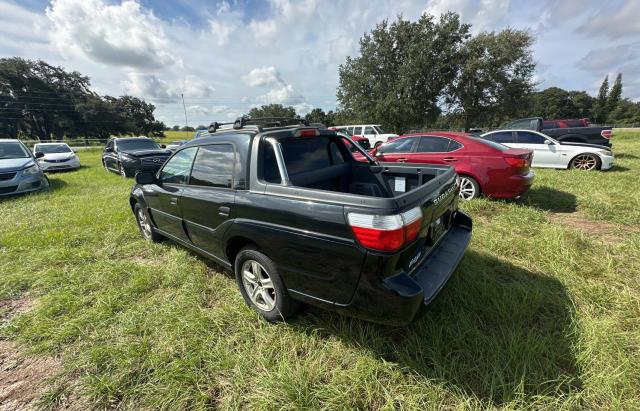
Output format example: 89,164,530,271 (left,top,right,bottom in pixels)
181,93,189,130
